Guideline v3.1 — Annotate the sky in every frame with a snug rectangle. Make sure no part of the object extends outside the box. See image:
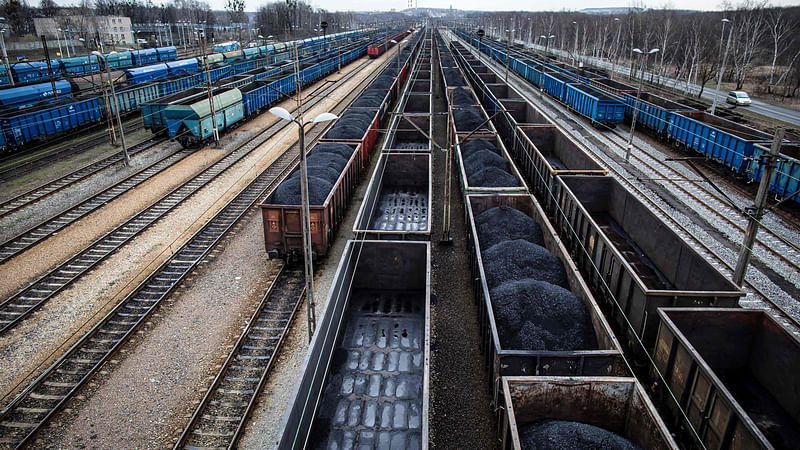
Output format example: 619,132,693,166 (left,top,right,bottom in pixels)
231,0,800,12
